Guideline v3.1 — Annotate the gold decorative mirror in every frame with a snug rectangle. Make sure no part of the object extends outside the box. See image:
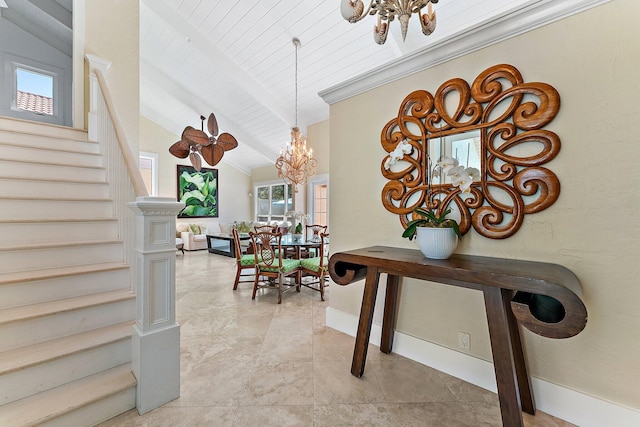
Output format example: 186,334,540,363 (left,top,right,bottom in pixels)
381,64,561,239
